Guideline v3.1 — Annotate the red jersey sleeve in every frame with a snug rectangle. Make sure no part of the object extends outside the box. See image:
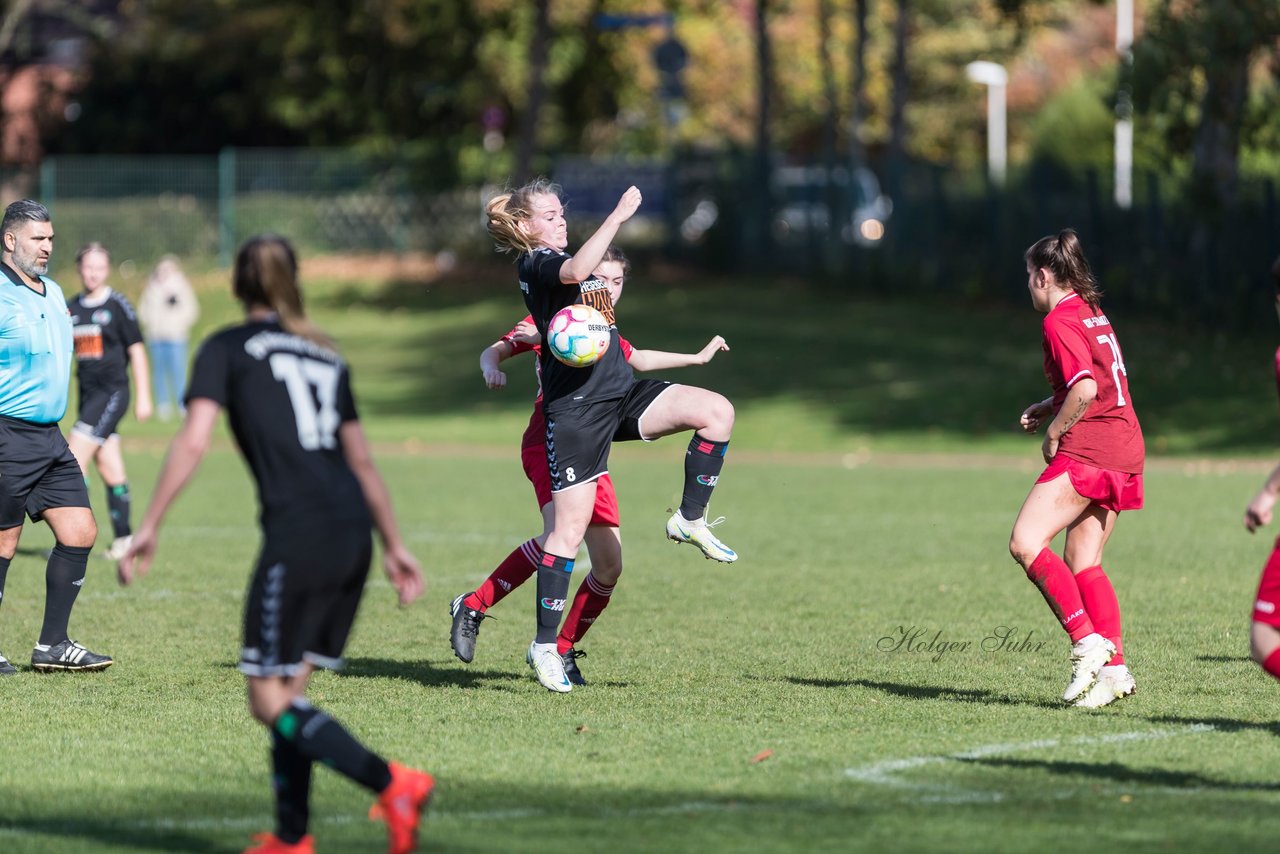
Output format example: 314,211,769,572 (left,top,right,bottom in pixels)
618,336,634,362
1043,310,1094,395
500,314,538,357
